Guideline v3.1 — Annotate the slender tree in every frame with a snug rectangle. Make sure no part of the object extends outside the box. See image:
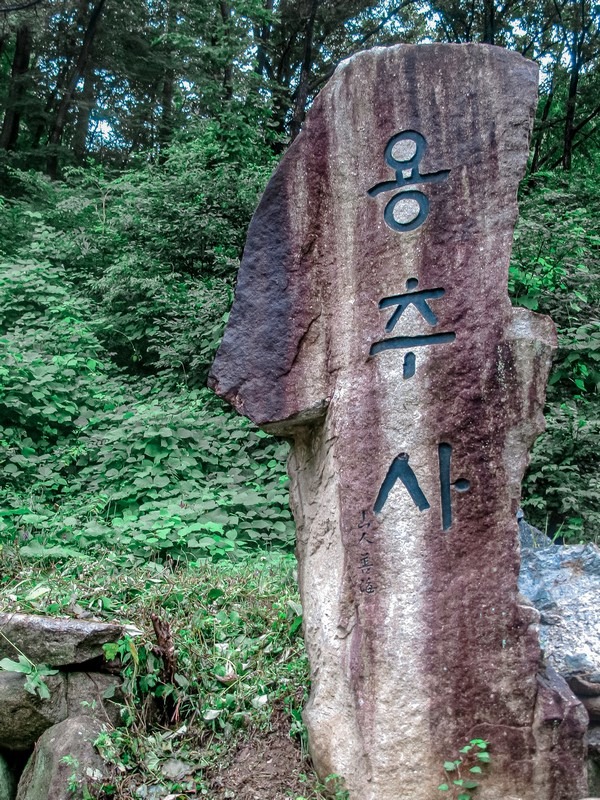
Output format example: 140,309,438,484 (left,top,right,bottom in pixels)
47,0,106,176
0,21,32,149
